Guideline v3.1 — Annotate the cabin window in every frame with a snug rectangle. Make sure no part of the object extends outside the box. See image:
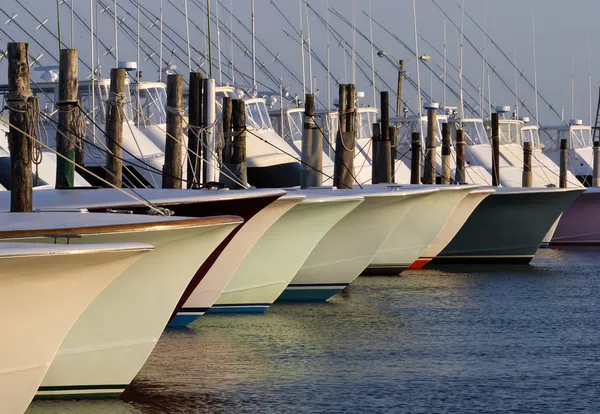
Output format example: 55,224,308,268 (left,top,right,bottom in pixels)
522,128,541,150
571,128,592,149
137,87,167,126
258,102,273,129
246,102,264,129
287,111,303,142
462,120,489,145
